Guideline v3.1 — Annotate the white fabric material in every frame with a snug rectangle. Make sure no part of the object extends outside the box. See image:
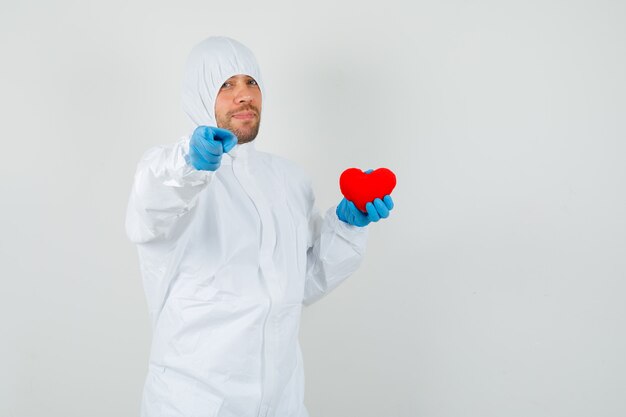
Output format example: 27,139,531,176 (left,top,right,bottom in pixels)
125,36,368,417
181,36,266,128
